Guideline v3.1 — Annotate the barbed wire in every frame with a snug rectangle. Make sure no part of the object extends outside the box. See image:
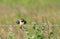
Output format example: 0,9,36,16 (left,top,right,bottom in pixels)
0,24,60,27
